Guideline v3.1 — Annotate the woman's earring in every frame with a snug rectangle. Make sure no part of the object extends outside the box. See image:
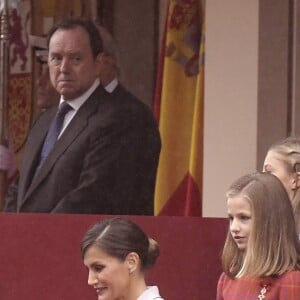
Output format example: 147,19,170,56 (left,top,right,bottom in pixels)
129,267,135,274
